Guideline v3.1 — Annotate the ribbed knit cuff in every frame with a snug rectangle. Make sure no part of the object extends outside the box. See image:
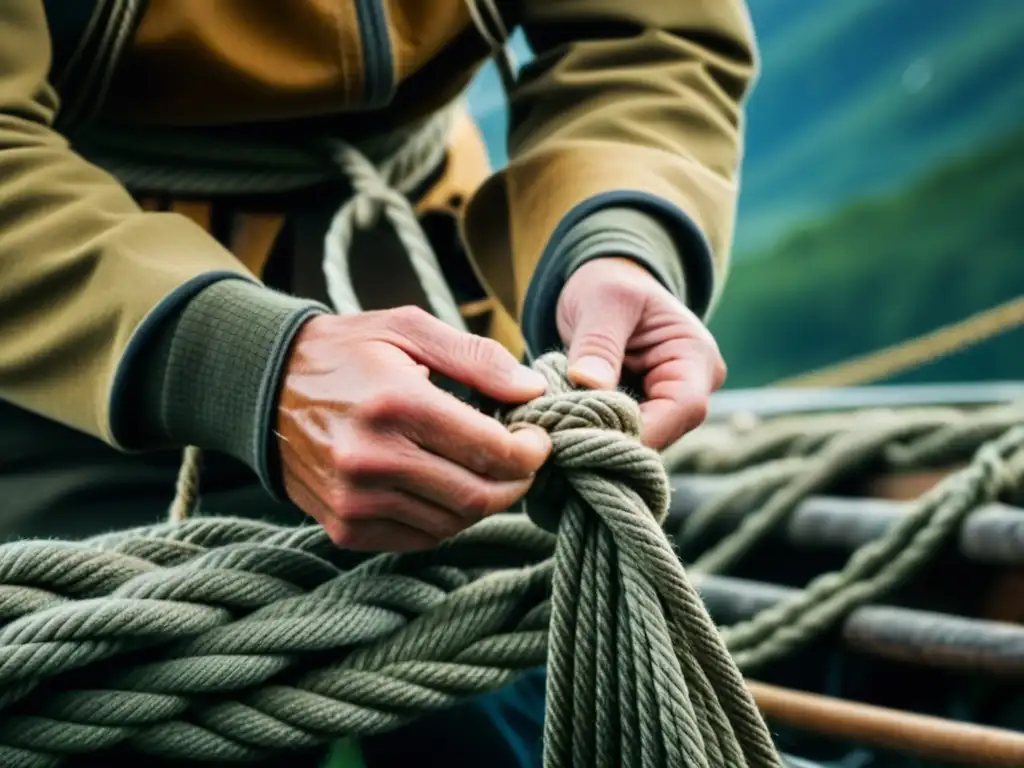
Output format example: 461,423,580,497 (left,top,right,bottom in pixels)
131,278,328,496
521,205,691,357
560,207,688,300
